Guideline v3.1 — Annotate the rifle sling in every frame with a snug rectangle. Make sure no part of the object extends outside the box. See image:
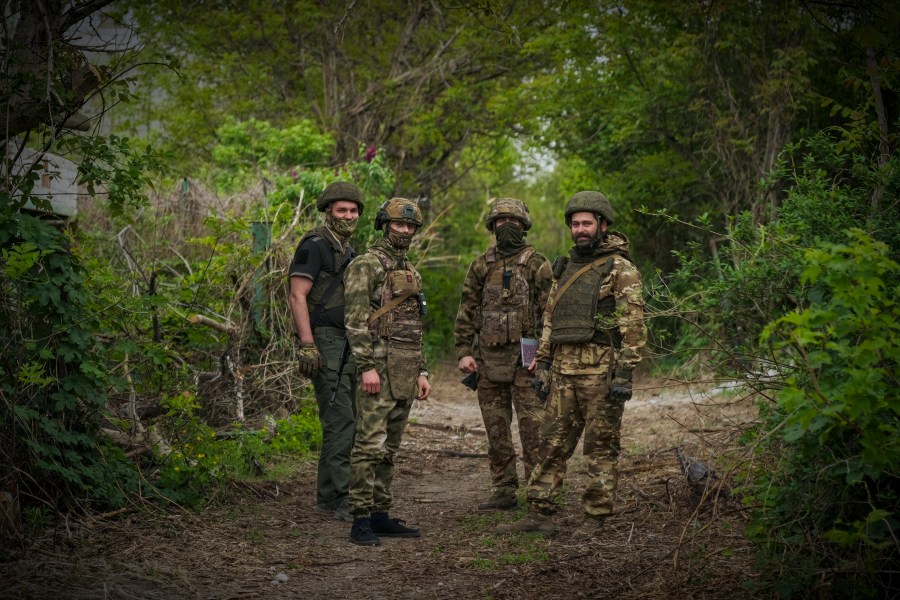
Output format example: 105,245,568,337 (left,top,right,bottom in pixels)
367,290,417,326
547,254,615,314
